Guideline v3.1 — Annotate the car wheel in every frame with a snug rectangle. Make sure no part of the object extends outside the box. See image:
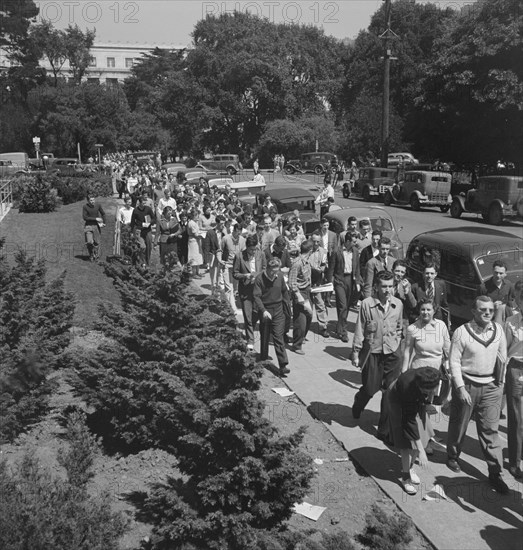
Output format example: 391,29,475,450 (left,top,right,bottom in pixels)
314,164,324,175
383,191,392,206
410,195,421,211
439,205,450,213
487,202,503,225
227,167,237,176
285,166,295,175
450,199,463,218
362,186,371,202
342,187,350,199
